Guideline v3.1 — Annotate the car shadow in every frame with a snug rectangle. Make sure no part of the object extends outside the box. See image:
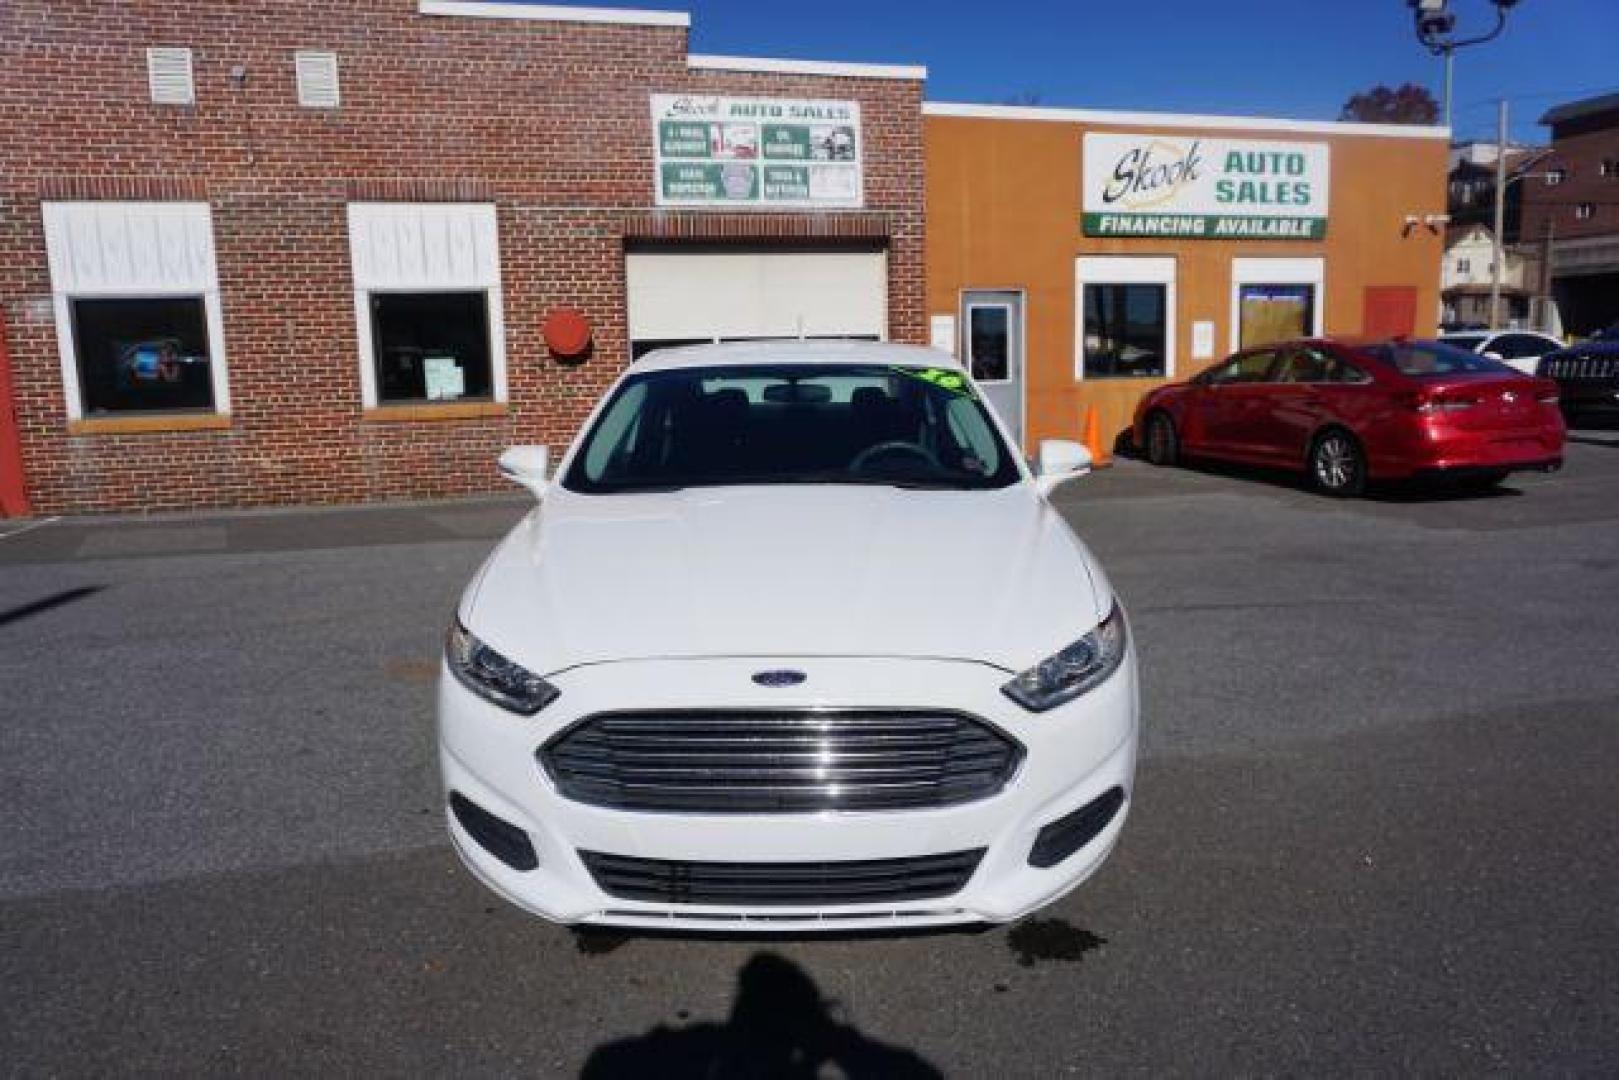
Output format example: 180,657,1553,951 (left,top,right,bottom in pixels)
579,951,943,1079
1133,454,1529,503
1567,418,1619,448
